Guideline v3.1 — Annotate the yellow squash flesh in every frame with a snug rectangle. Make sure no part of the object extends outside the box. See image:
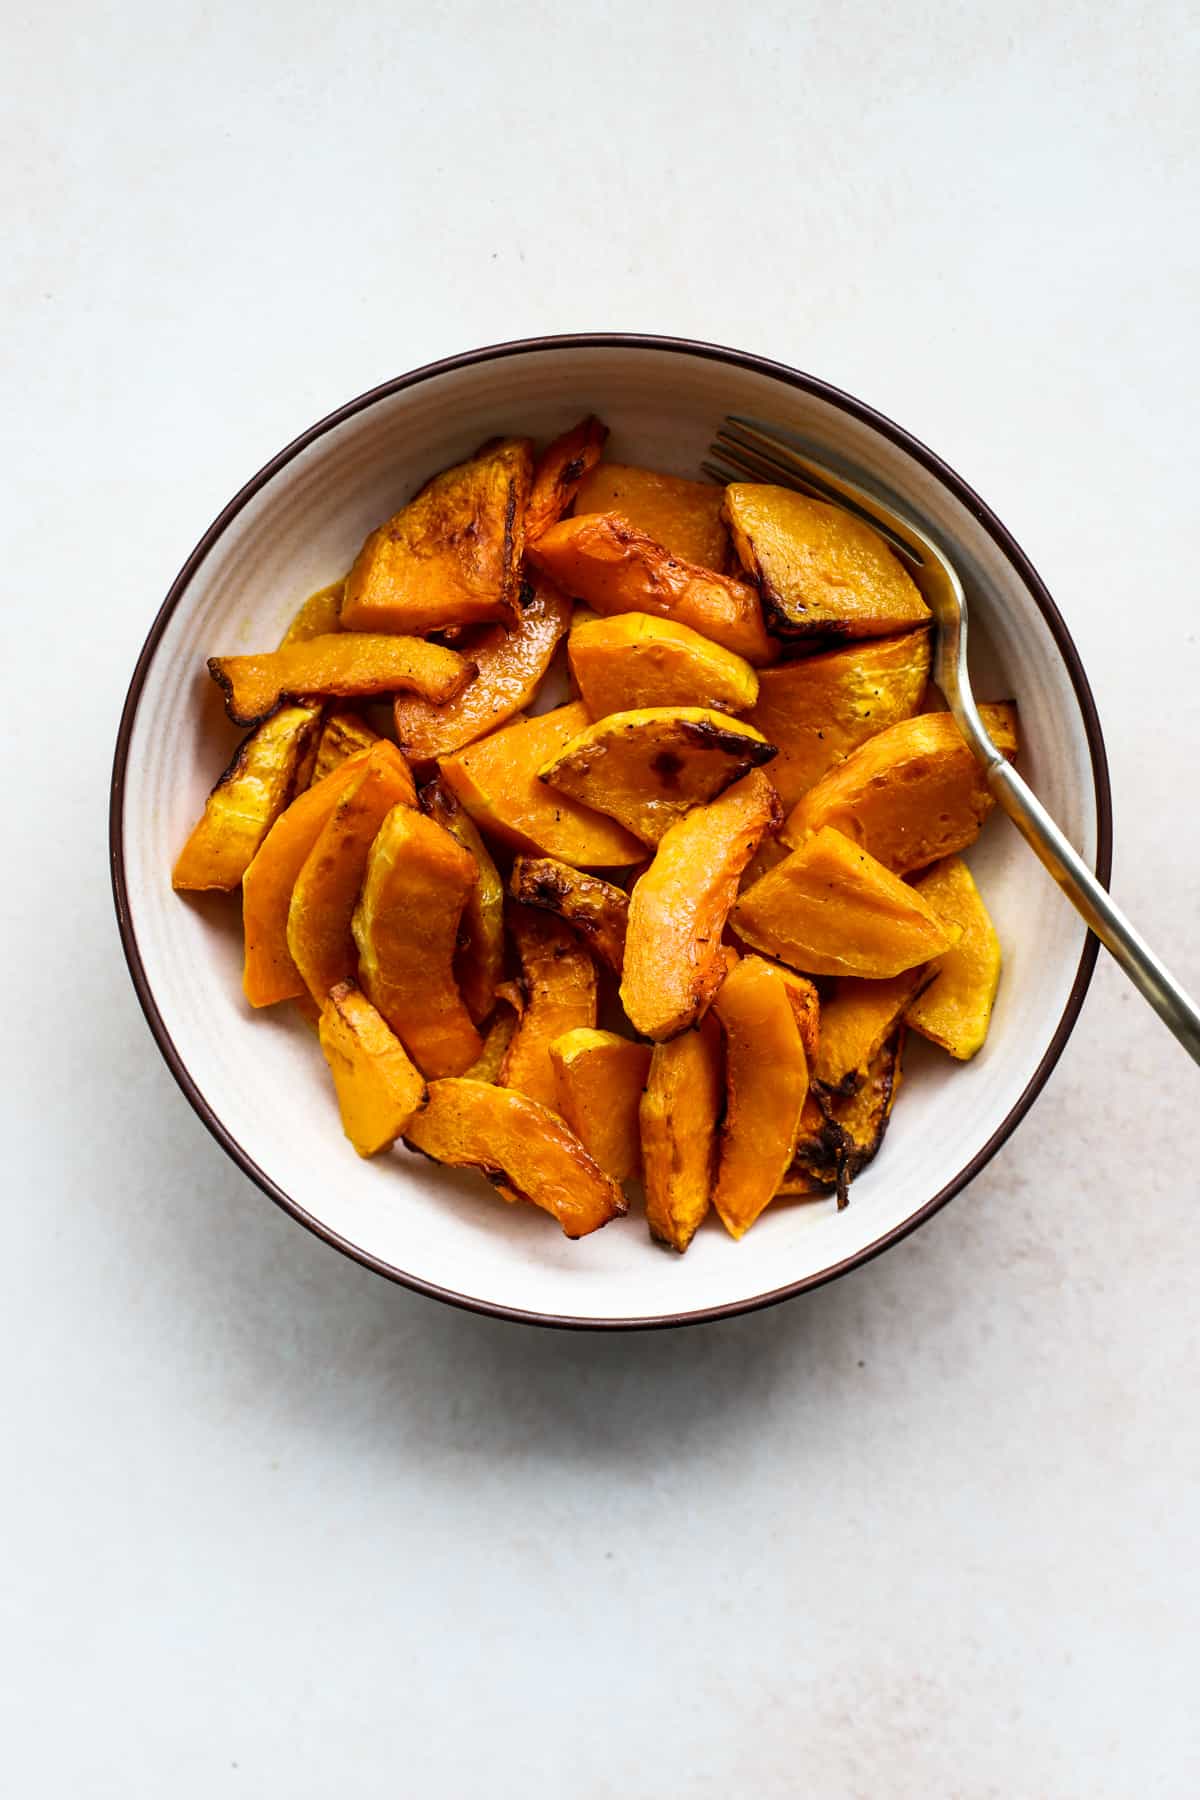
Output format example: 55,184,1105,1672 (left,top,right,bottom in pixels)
549,1028,652,1184
712,956,810,1239
172,702,322,891
640,1012,724,1253
318,982,426,1156
421,779,505,1027
208,633,472,728
499,906,598,1110
568,612,759,718
508,857,629,975
573,464,730,568
905,857,1002,1059
309,709,379,785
